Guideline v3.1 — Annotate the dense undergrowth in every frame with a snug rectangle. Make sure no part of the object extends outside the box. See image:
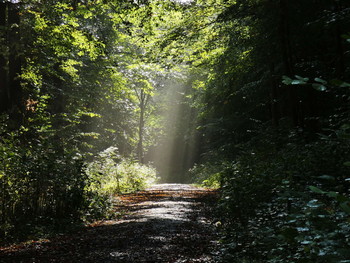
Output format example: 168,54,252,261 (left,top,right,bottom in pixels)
85,146,157,221
0,130,156,244
1,1,350,260
192,125,350,262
